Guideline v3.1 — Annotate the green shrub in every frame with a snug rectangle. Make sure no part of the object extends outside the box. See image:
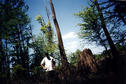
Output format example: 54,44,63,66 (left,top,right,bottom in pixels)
95,54,104,60
11,64,26,79
32,66,42,75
